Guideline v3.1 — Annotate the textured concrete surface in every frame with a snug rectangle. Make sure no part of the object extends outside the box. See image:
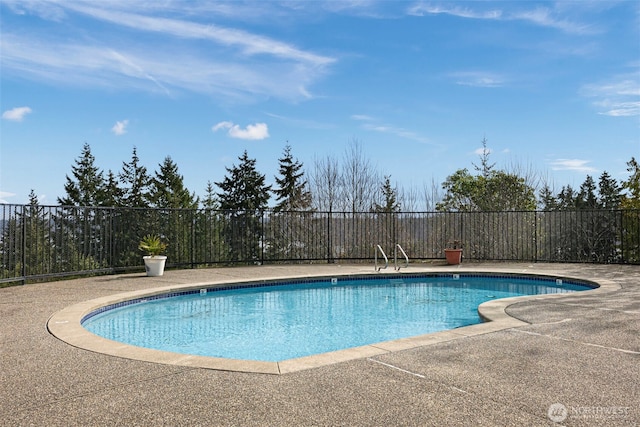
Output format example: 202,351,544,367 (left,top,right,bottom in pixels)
1,262,639,426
